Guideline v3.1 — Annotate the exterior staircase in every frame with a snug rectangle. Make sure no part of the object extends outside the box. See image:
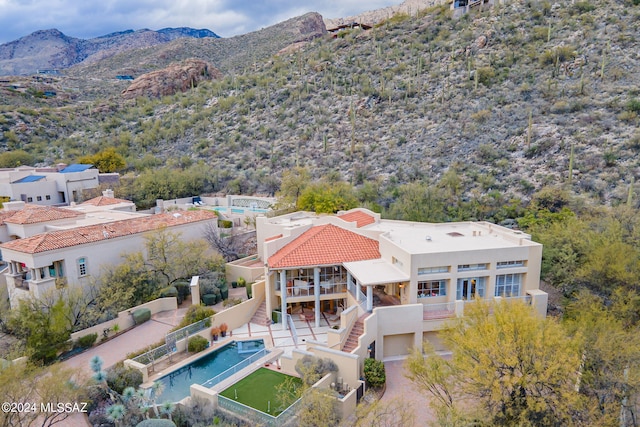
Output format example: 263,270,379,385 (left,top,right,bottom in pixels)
342,315,367,353
250,301,271,327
